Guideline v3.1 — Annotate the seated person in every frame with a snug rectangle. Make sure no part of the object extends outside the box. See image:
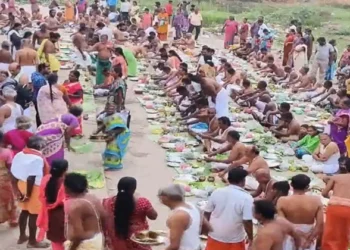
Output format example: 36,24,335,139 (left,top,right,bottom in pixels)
93,68,114,96
247,95,277,123
249,47,271,69
197,116,234,153
260,56,285,78
308,80,335,103
262,102,291,126
198,56,216,79
290,66,312,91
230,79,254,100
307,133,340,174
204,130,246,170
323,88,348,113
269,112,300,142
272,66,292,84
236,80,270,104
291,125,320,159
298,124,309,140
271,181,290,205
251,169,276,200
164,66,188,95
233,42,254,59
175,86,191,112
173,33,195,52
182,98,210,125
